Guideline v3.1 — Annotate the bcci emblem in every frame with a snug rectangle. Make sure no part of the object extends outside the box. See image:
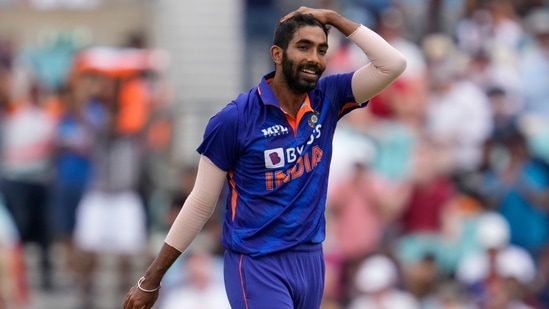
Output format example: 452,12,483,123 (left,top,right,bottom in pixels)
308,111,319,128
